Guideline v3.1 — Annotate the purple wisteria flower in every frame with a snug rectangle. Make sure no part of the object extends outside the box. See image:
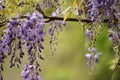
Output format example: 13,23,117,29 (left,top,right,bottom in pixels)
43,0,54,7
0,40,6,66
0,11,46,80
88,47,96,53
48,21,66,53
94,52,102,66
108,30,120,44
85,53,92,71
54,0,60,6
86,29,94,39
52,9,62,17
54,0,58,2
0,74,3,80
21,64,42,80
108,30,114,41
